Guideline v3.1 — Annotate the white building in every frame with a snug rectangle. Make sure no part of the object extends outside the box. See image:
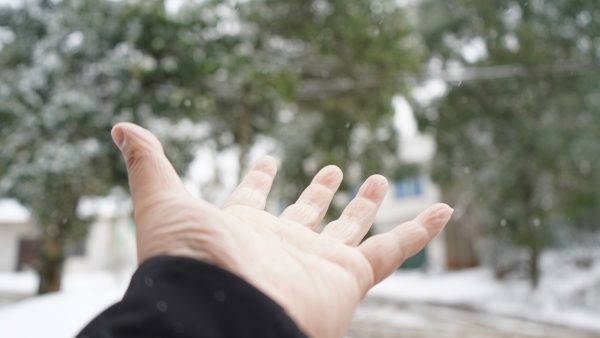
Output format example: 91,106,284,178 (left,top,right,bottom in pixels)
0,198,136,274
0,200,37,272
374,132,447,270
